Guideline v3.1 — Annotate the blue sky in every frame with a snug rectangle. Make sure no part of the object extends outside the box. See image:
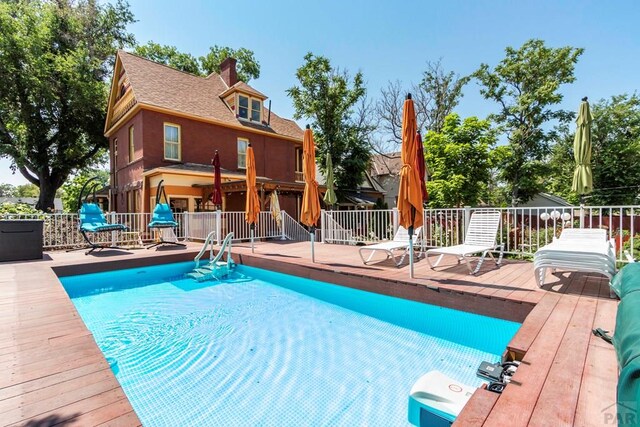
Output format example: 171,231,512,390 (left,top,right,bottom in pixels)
1,0,638,185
